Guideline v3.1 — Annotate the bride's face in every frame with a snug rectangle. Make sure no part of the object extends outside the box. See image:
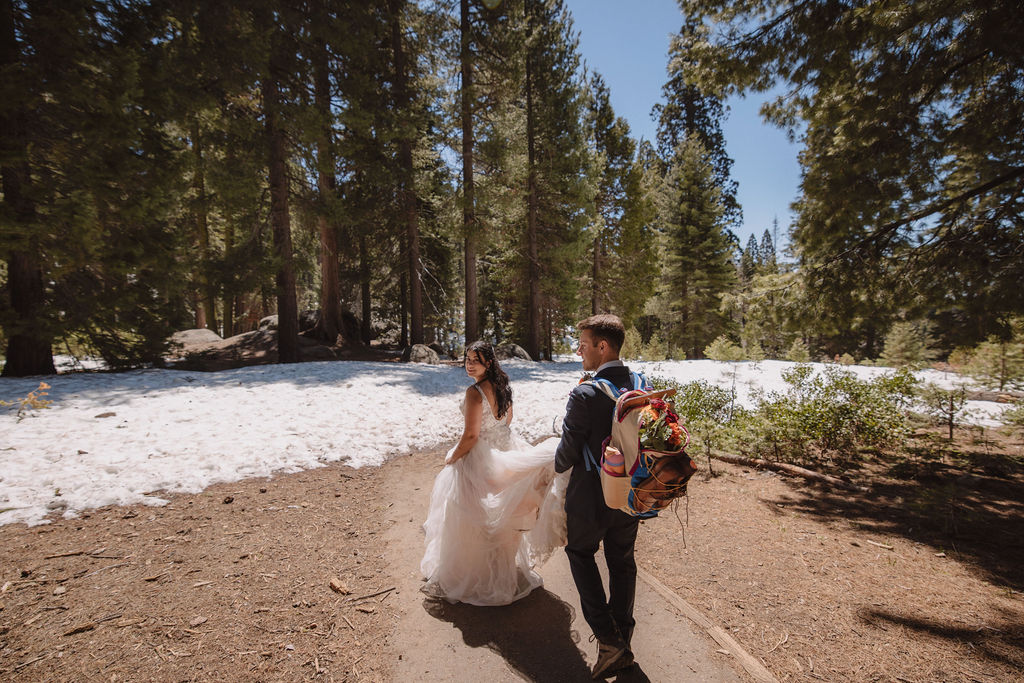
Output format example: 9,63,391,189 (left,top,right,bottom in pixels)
465,350,489,382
